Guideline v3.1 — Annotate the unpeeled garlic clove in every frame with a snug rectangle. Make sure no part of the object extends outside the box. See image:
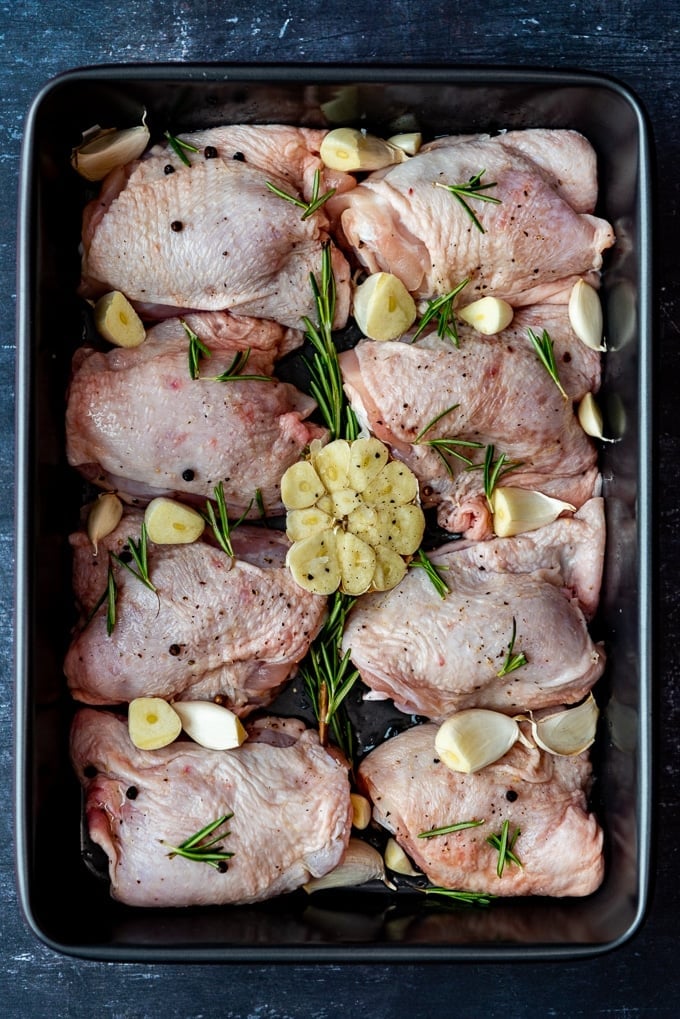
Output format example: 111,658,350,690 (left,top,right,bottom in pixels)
457,296,514,335
531,693,599,756
71,121,150,181
320,128,408,171
303,838,391,892
384,837,421,876
386,132,422,156
568,279,606,351
172,700,247,751
491,487,576,538
577,392,619,442
87,492,123,554
435,709,520,774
